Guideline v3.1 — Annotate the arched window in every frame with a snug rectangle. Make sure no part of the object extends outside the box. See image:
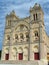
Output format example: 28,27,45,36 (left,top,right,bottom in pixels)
33,14,35,21
25,33,29,41
8,20,11,26
15,34,18,39
36,13,37,20
26,33,29,38
33,13,38,21
35,31,38,37
7,35,10,40
20,33,24,39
